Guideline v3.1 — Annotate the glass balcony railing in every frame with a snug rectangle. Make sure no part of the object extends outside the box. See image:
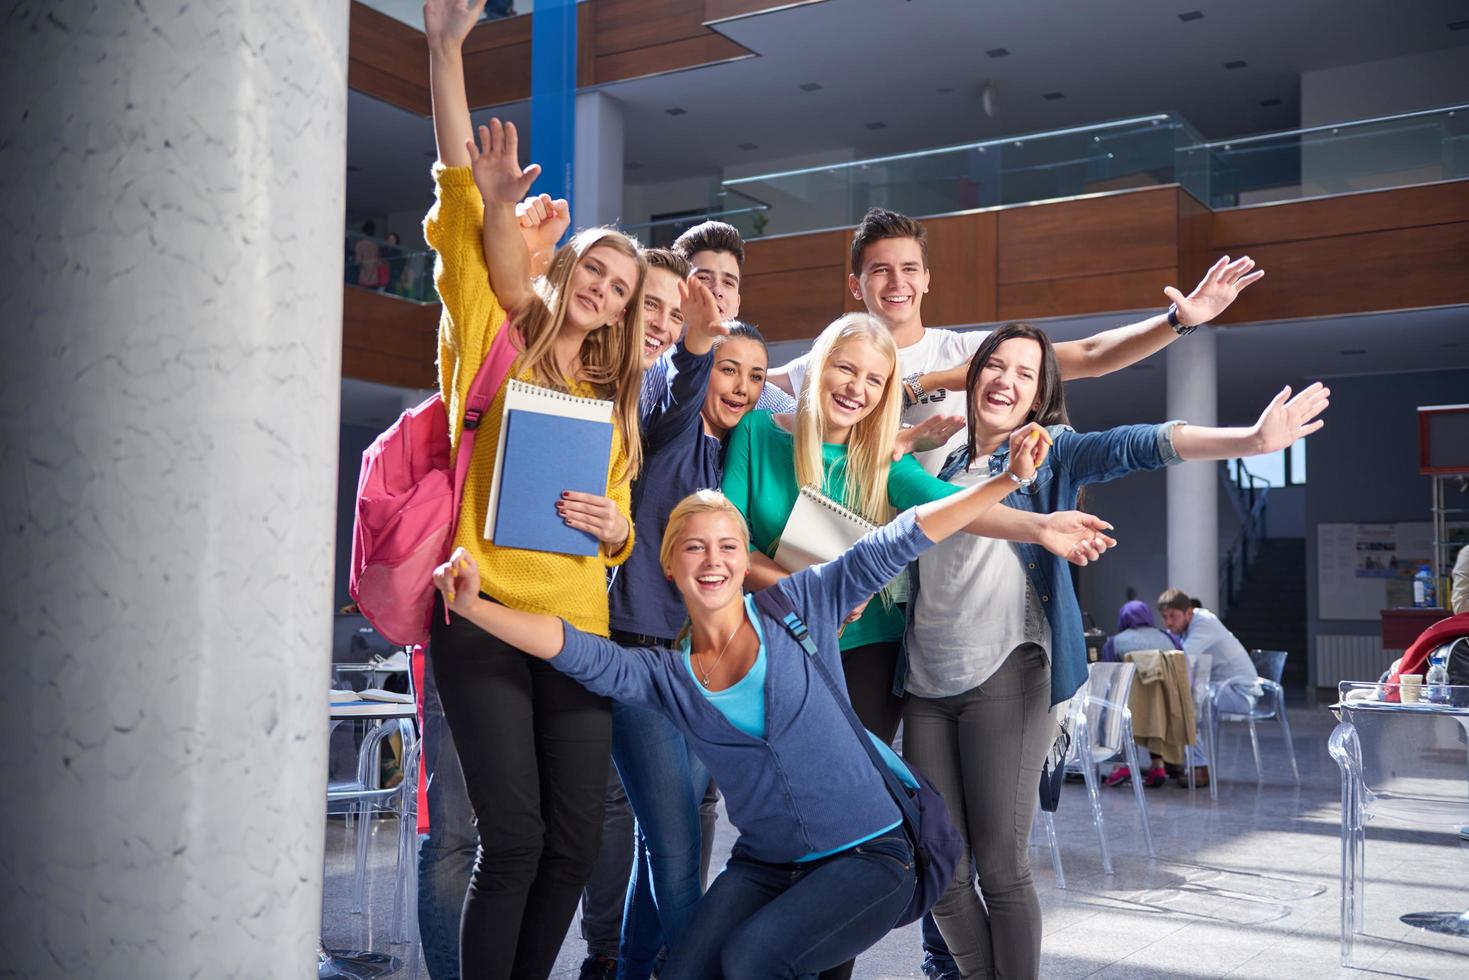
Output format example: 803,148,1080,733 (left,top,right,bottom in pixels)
722,114,1207,238
619,187,772,248
719,104,1469,237
1194,104,1469,208
346,233,438,305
